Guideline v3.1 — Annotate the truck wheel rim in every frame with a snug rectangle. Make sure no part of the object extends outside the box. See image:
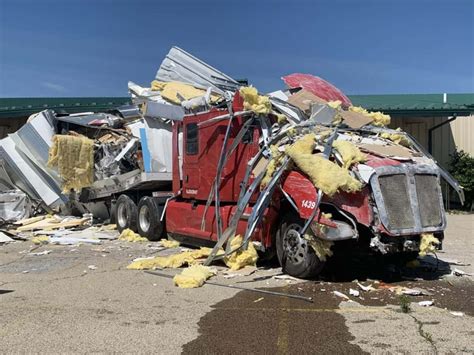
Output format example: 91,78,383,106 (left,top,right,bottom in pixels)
117,204,127,228
283,223,307,265
139,205,151,233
